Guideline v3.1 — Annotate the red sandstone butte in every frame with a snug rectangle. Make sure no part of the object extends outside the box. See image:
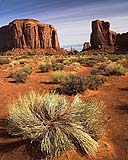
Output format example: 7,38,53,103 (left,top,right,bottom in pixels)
90,20,117,49
0,19,60,52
